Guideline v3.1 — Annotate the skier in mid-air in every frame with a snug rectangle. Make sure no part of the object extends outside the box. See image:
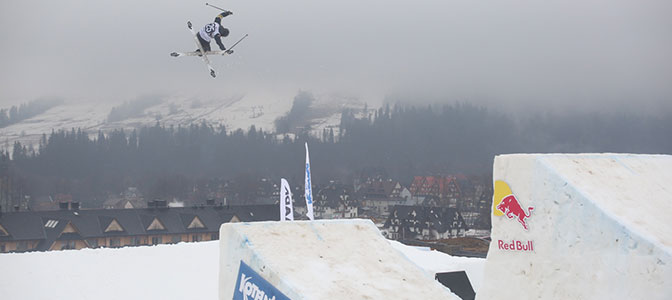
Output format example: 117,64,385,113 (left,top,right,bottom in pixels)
196,11,234,54
170,6,248,78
